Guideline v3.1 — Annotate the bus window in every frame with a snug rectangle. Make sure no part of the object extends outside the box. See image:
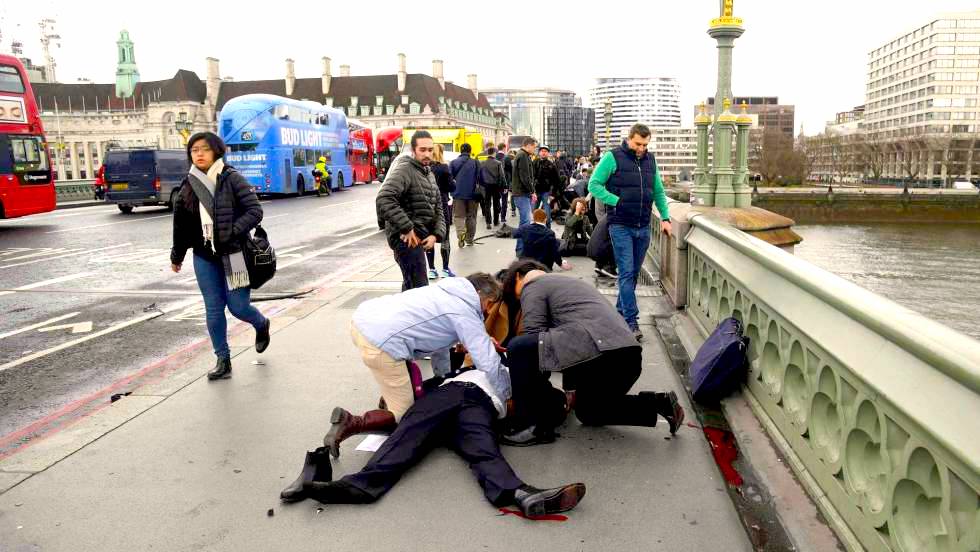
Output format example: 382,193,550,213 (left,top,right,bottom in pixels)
0,64,26,93
275,105,289,120
293,148,306,167
10,136,49,172
229,143,257,152
306,149,315,166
